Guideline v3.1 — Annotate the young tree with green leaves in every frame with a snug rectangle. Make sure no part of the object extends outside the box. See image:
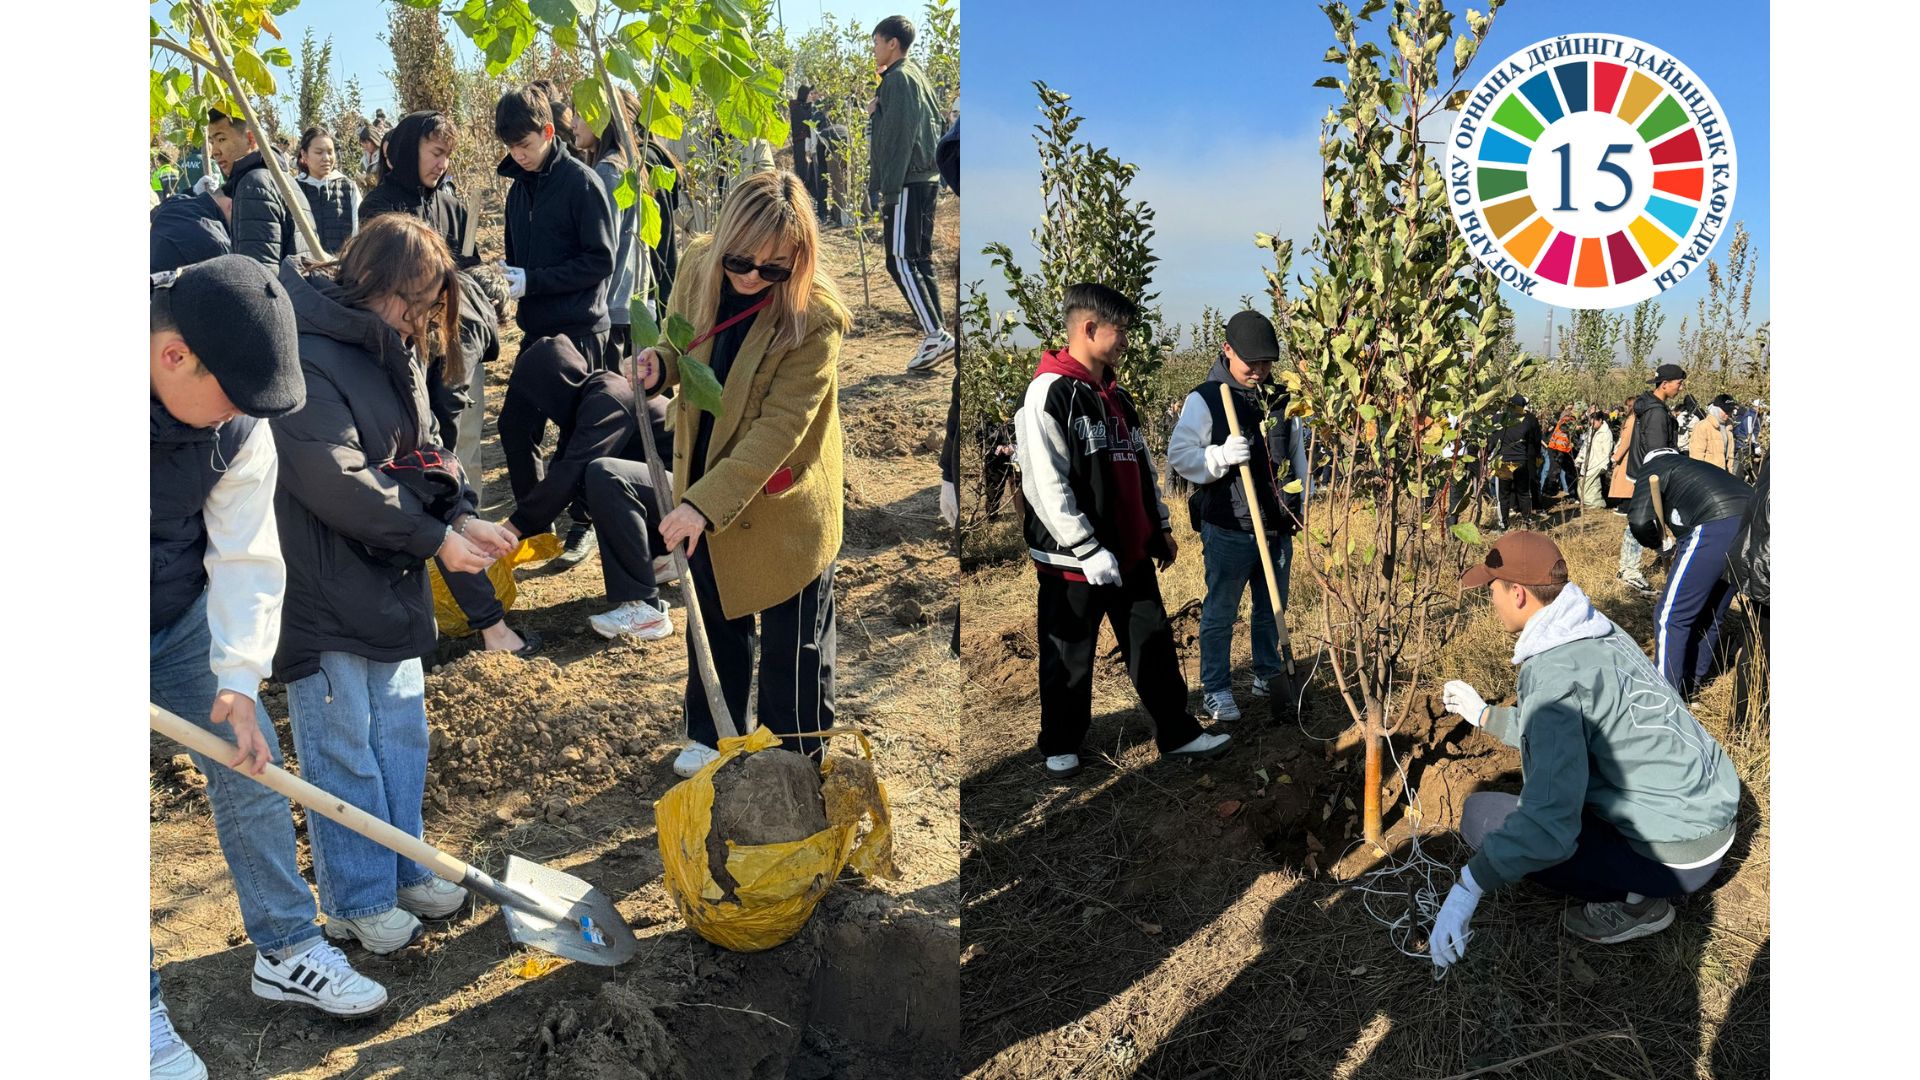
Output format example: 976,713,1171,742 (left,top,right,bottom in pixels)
1623,297,1665,385
1556,308,1624,382
294,27,333,132
1281,0,1534,847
